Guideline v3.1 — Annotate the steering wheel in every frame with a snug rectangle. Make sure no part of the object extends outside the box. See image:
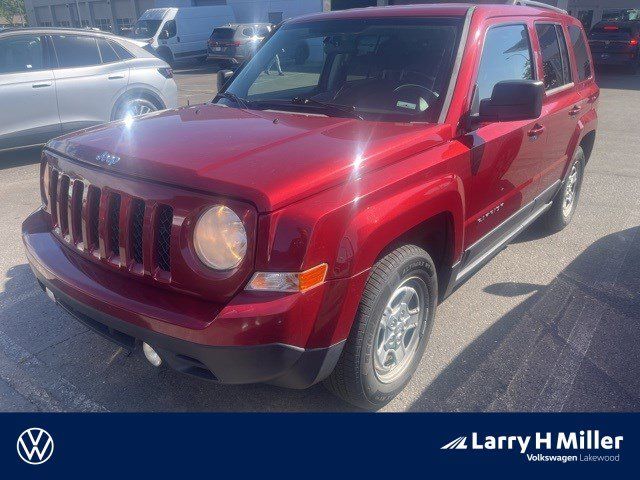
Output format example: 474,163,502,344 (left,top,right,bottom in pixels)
393,84,439,111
